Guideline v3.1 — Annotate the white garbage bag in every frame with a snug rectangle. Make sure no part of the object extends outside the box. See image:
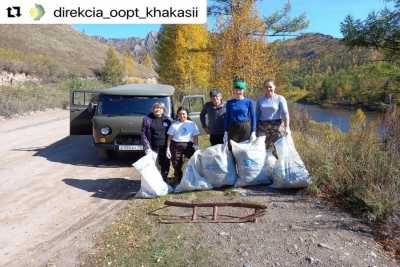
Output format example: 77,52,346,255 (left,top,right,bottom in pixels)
231,136,272,187
175,143,238,193
199,143,238,187
270,134,310,189
174,150,211,193
133,151,170,198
